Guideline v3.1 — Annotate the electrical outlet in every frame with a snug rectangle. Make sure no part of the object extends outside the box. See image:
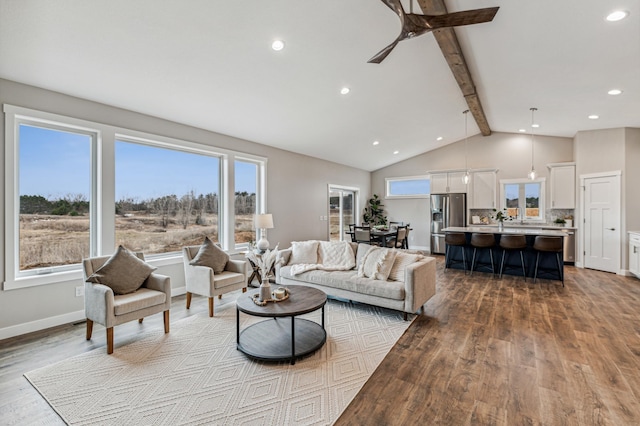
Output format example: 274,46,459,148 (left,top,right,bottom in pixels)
75,286,84,297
